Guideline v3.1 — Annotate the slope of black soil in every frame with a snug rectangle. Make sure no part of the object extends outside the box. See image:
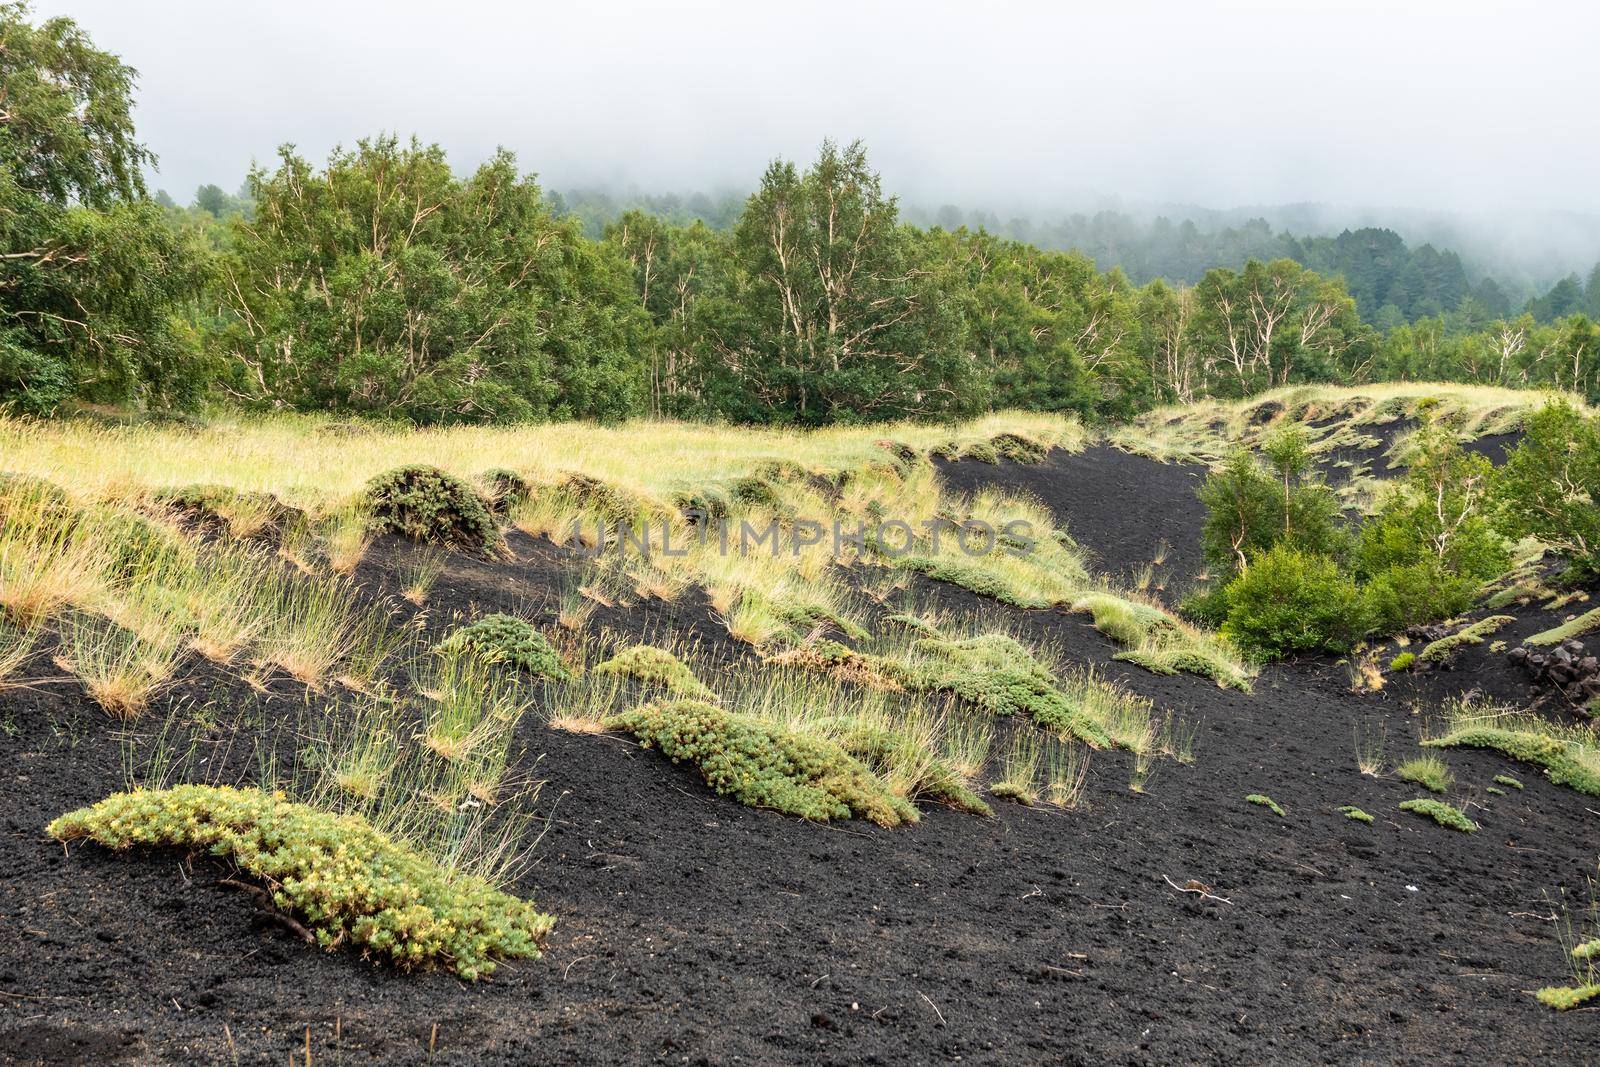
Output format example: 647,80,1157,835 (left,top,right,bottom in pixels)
938,447,1210,591
3,469,1598,1066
